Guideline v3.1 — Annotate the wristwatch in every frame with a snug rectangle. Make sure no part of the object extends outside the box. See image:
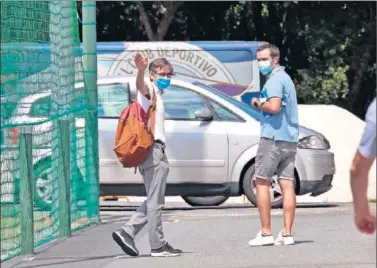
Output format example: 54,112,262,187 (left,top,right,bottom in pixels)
258,98,267,108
